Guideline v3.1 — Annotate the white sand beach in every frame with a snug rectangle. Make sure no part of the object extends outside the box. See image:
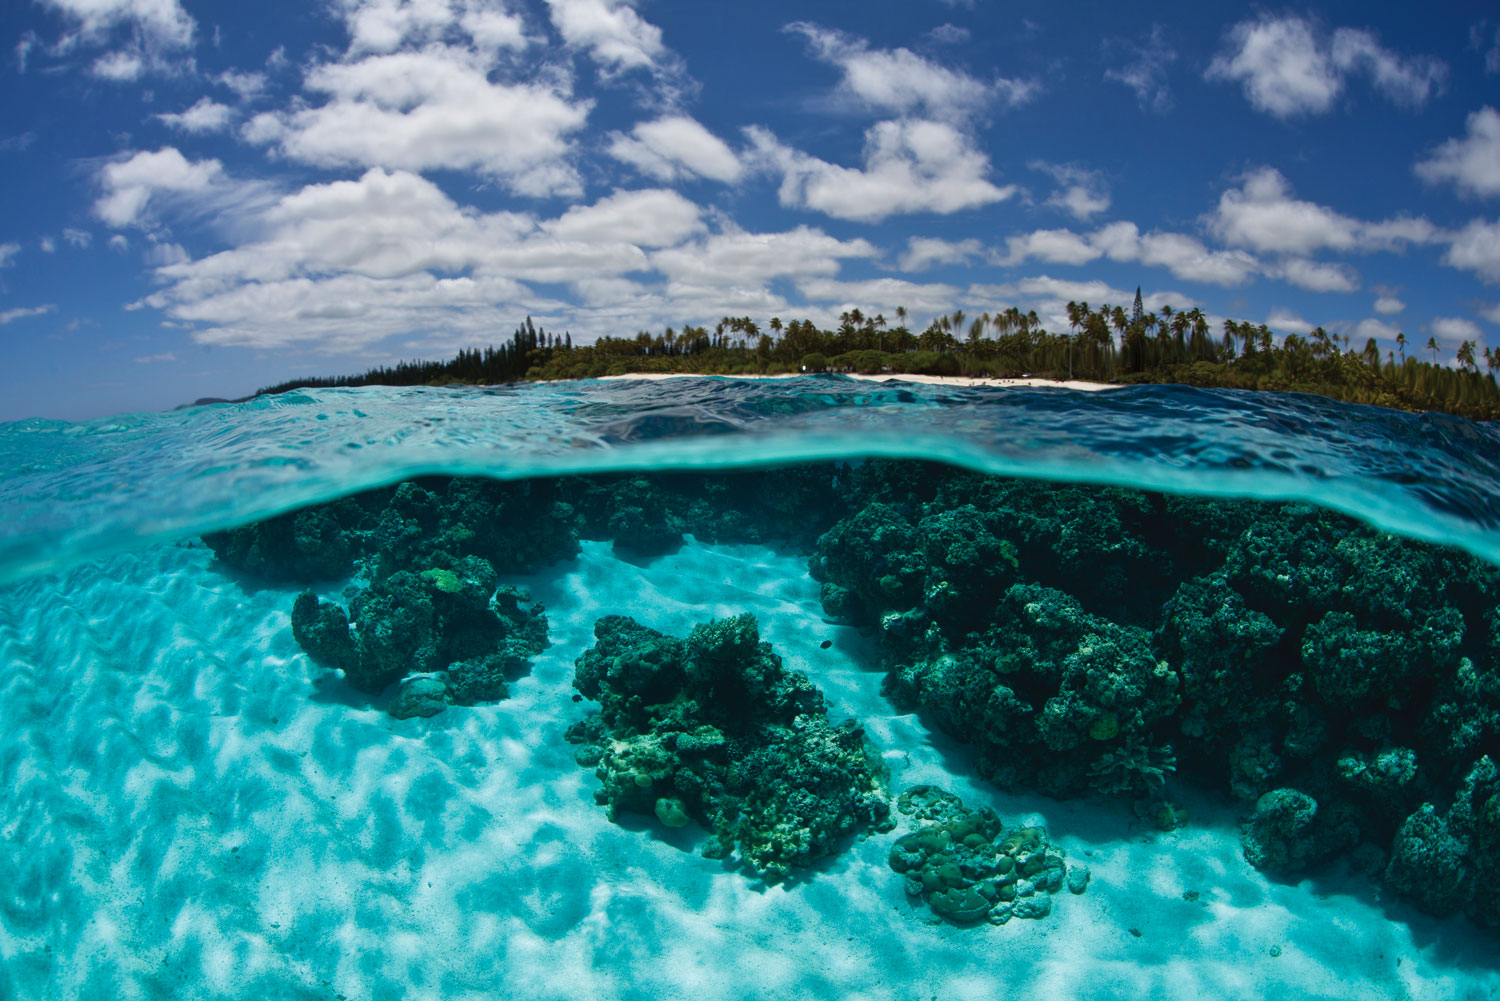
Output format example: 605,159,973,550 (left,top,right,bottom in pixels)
1,536,1494,1000
597,372,1118,392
